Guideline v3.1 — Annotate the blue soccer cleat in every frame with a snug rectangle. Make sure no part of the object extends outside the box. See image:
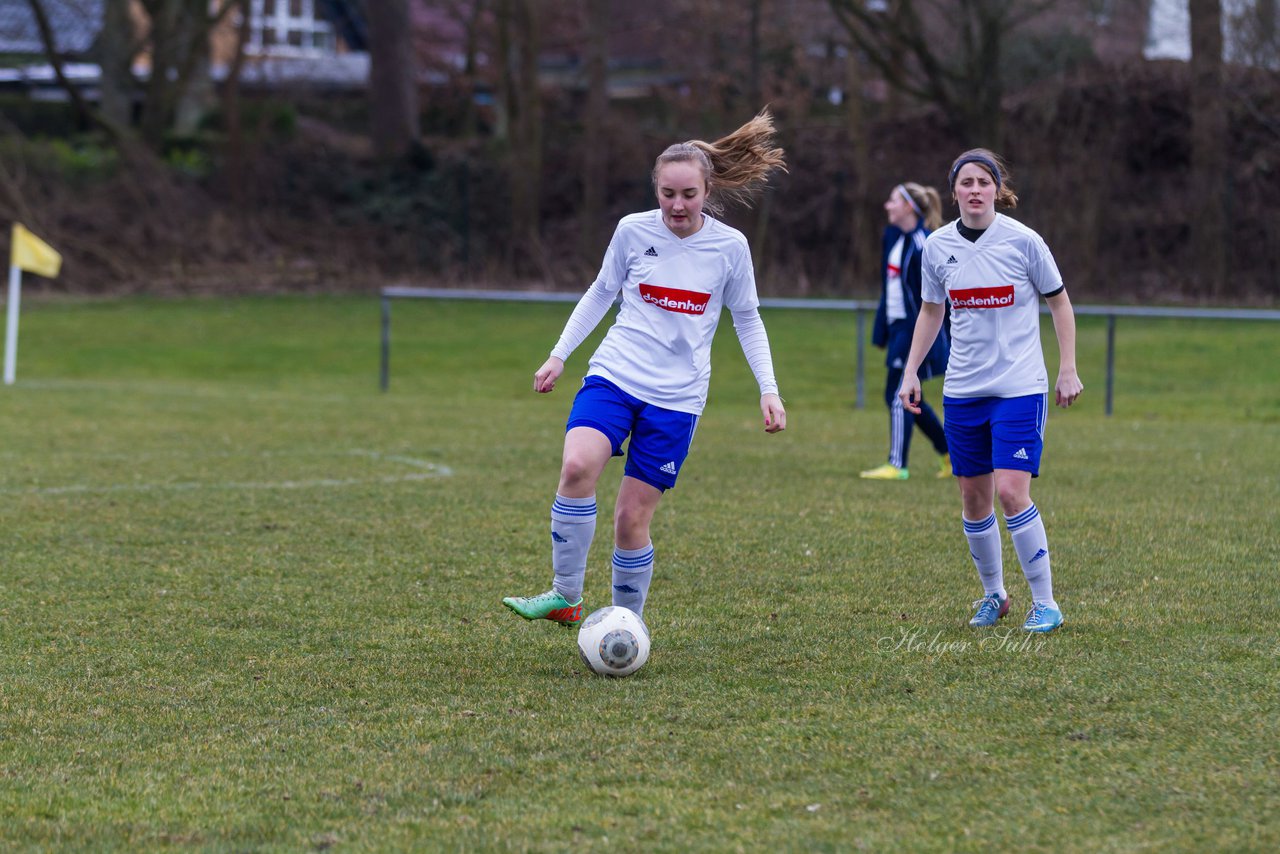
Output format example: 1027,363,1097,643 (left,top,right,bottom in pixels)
1022,602,1064,633
968,592,1009,627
